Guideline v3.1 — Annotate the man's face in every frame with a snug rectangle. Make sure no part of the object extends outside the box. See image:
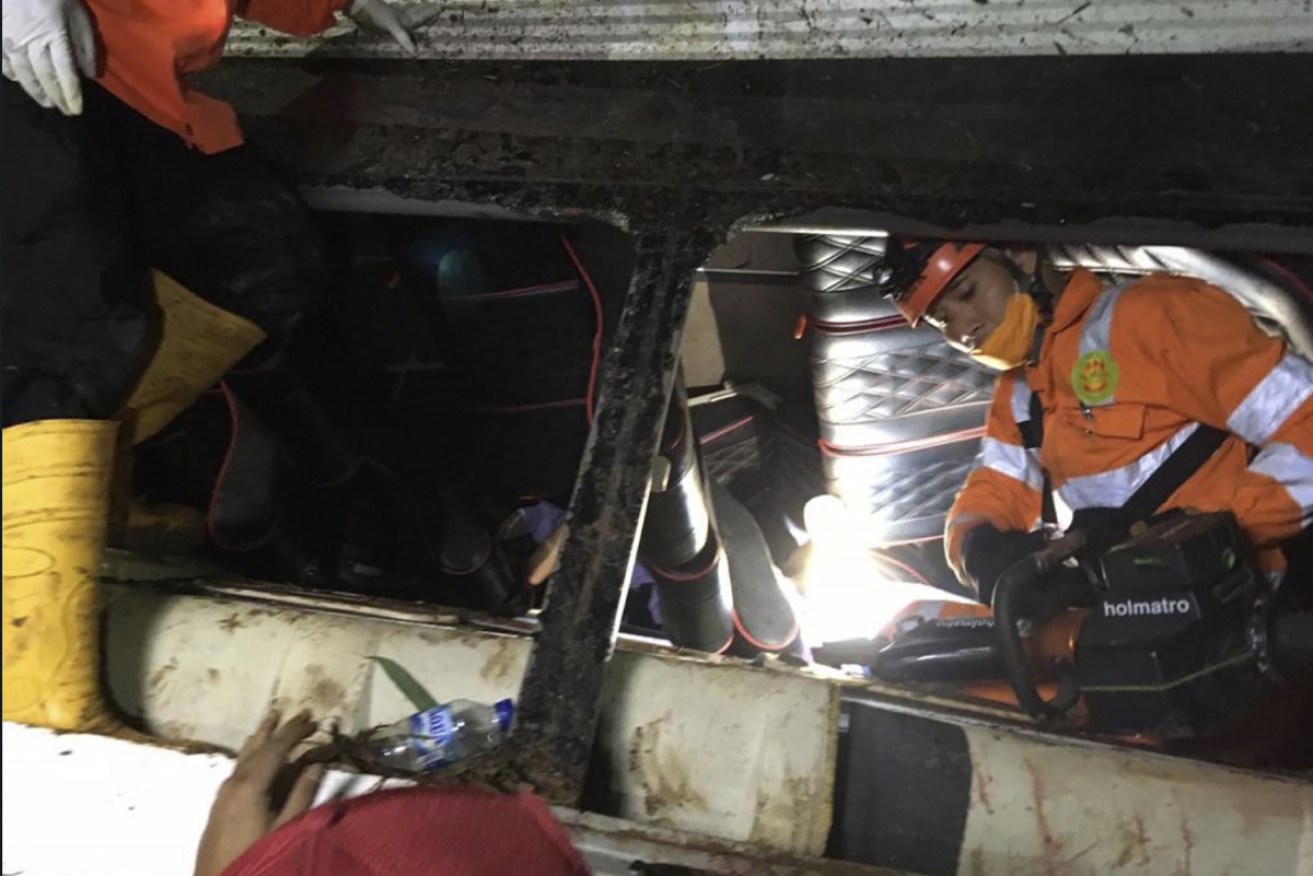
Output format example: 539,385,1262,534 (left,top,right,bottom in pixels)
924,255,1018,353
